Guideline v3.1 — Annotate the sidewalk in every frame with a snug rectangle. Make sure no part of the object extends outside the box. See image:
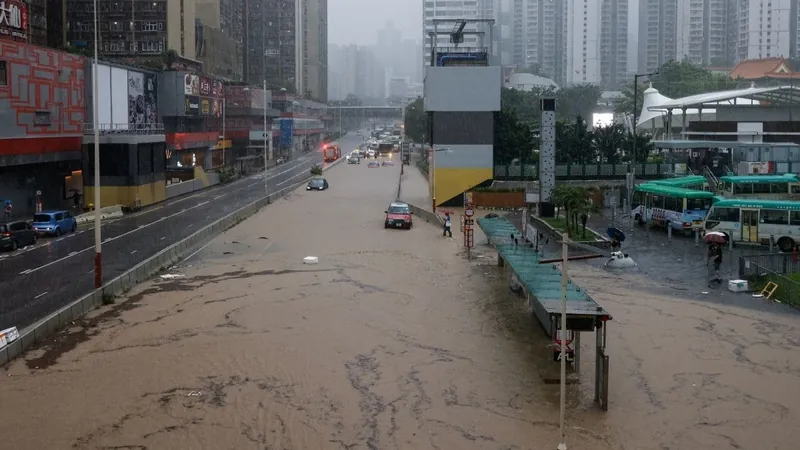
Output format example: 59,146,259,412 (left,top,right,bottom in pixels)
399,159,432,210
399,162,488,246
